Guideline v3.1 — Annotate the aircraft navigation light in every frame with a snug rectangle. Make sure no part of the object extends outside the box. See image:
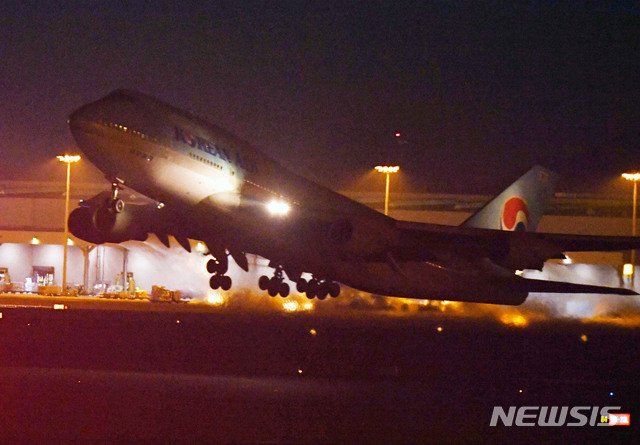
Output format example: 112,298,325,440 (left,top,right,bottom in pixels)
266,199,290,216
